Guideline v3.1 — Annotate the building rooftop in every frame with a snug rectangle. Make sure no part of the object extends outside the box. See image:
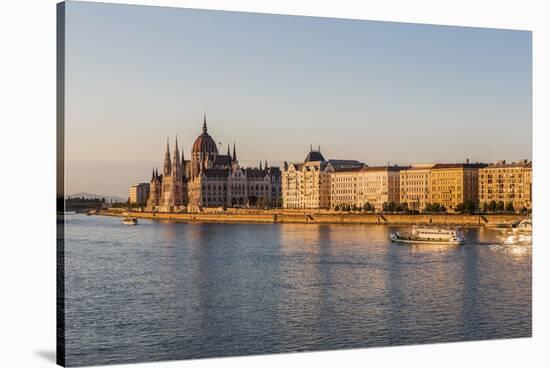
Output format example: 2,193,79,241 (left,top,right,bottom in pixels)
325,160,365,172
203,168,230,178
483,159,532,169
432,162,488,170
402,164,435,171
360,165,410,172
304,150,326,162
